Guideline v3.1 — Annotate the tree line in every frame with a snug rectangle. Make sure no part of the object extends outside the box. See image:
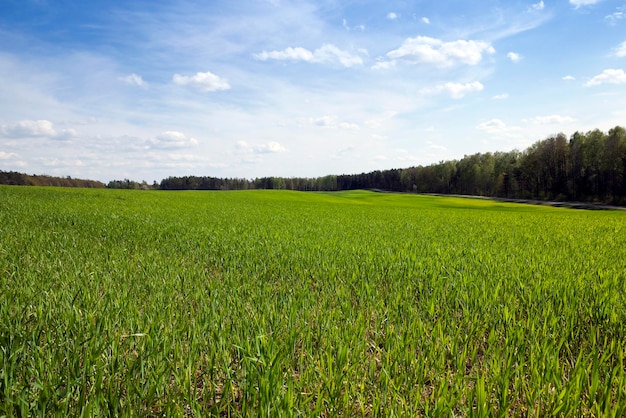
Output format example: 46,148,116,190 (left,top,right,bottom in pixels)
156,126,626,205
0,171,105,188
